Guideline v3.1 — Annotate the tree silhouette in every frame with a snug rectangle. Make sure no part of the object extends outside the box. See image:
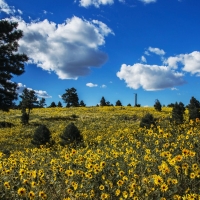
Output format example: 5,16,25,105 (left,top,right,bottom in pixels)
115,100,122,106
171,102,185,124
79,100,86,107
100,96,107,106
188,96,200,120
154,99,162,112
20,88,38,115
49,101,56,107
62,87,79,107
0,20,28,111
